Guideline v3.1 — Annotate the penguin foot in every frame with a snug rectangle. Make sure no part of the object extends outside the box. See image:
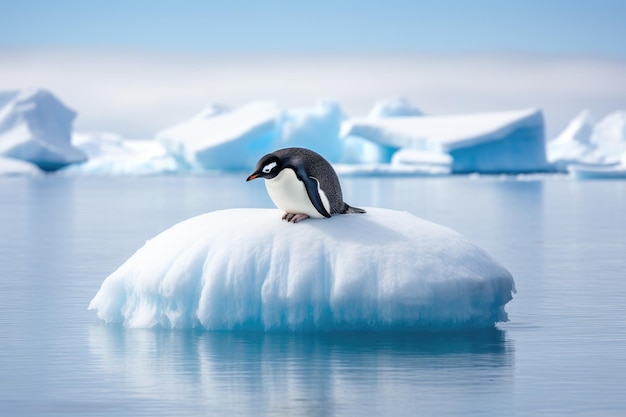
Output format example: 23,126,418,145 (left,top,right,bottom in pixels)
282,212,310,223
